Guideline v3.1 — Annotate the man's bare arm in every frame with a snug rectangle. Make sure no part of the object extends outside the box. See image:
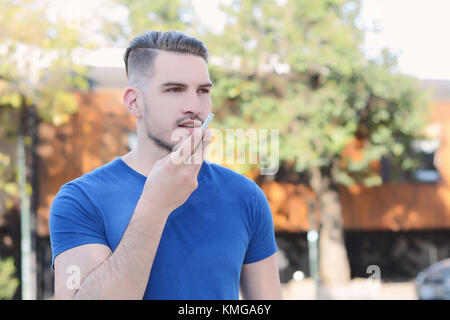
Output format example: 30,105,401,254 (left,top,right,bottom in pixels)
55,201,170,300
240,253,283,300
